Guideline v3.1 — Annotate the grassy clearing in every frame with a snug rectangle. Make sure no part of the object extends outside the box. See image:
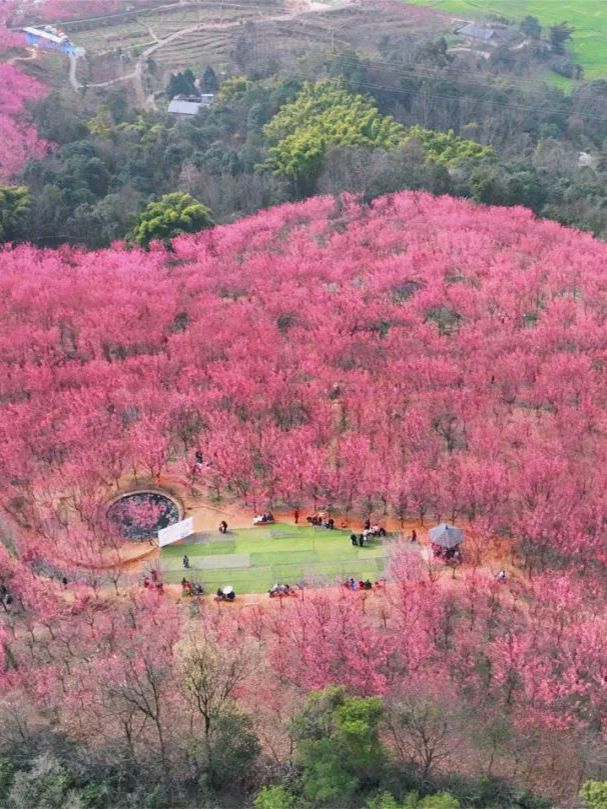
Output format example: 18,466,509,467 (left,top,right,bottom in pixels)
407,0,607,78
160,523,397,594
